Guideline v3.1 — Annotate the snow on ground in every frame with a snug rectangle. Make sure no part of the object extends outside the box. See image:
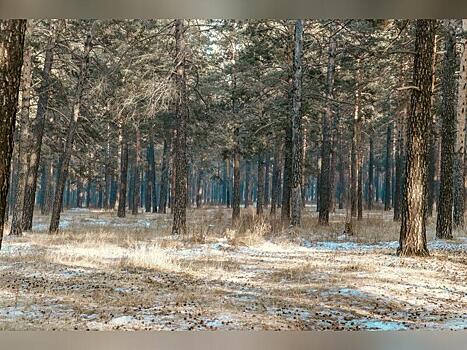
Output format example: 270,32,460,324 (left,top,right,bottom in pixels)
1,209,466,330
